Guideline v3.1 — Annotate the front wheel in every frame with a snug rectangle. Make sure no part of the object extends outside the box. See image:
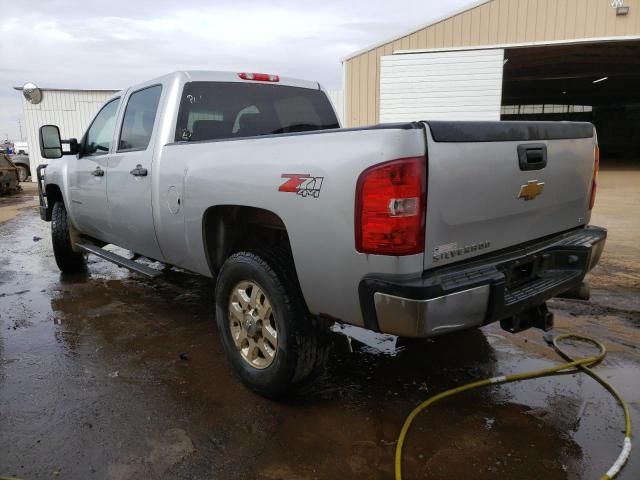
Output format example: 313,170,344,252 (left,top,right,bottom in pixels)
51,201,85,273
215,250,330,398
